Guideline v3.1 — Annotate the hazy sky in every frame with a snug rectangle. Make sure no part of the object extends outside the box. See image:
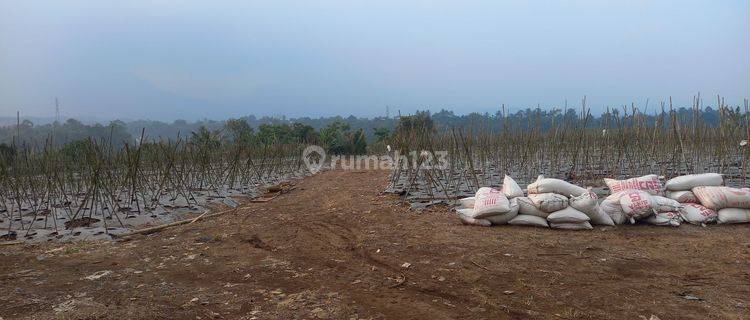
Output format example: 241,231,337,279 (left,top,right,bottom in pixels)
1,1,748,121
